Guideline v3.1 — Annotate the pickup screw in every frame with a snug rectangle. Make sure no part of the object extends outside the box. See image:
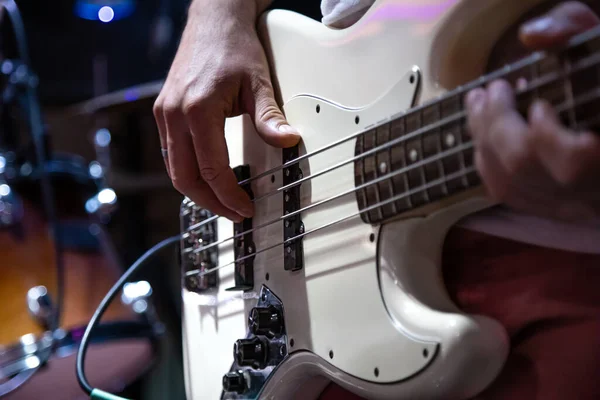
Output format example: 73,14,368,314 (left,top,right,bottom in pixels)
285,221,290,228
285,169,290,177
286,247,291,254
248,246,254,254
285,194,290,202
299,225,304,234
